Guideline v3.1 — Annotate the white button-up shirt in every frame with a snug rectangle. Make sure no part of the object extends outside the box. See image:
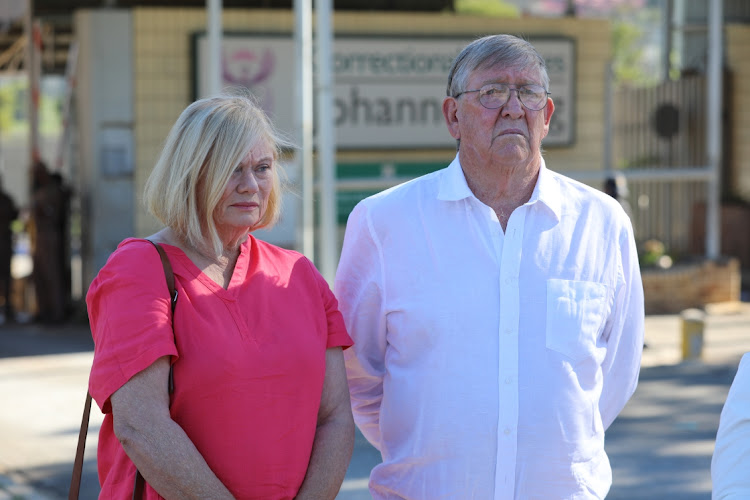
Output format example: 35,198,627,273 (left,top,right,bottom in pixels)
335,155,644,500
712,352,750,499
